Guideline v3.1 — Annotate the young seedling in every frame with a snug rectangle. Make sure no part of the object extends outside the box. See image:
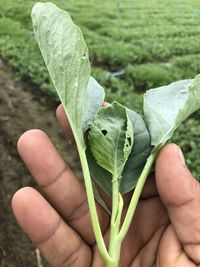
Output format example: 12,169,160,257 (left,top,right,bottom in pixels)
31,3,200,267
